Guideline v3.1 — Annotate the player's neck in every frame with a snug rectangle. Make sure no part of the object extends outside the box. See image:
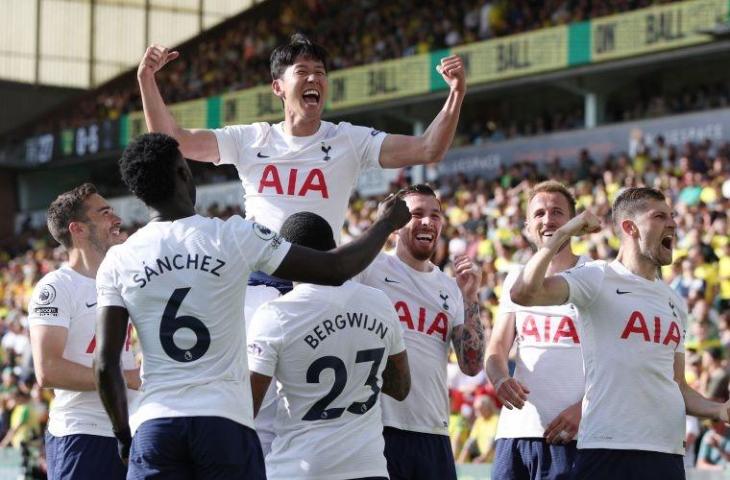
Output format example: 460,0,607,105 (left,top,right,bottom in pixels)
68,246,103,279
284,115,321,137
617,247,657,281
148,203,195,222
395,244,433,273
546,248,579,276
